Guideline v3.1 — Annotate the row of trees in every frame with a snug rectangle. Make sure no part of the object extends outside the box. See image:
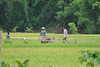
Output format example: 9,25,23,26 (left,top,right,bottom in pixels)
0,0,100,33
